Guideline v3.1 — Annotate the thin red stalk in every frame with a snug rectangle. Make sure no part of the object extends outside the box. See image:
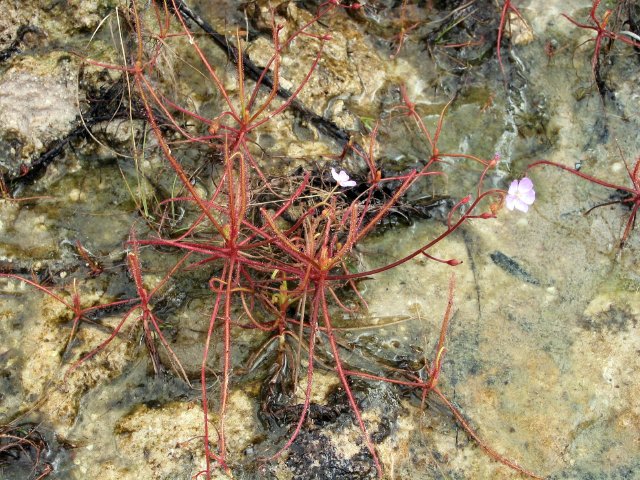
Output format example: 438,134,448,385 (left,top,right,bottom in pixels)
65,305,139,377
496,1,526,79
352,170,419,243
135,78,227,236
0,274,137,351
139,75,202,141
281,1,342,50
248,41,327,131
561,0,640,79
620,202,639,246
432,387,543,479
169,1,240,121
240,292,276,332
246,23,282,121
496,0,511,79
261,208,322,271
146,309,190,383
528,160,635,194
425,274,456,393
126,244,191,383
0,274,71,308
319,287,383,477
267,283,321,460
340,276,541,479
327,283,358,314
213,260,236,469
331,189,501,281
200,266,226,476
